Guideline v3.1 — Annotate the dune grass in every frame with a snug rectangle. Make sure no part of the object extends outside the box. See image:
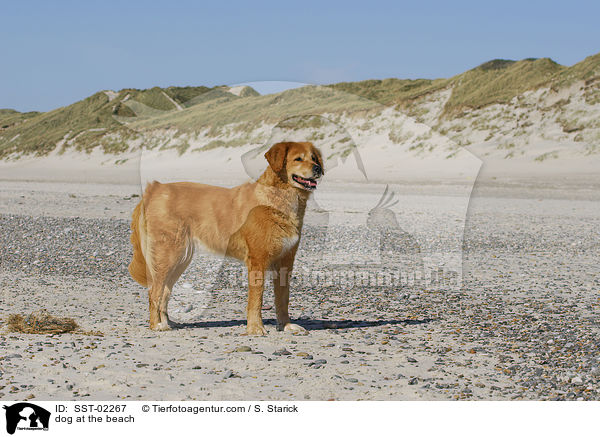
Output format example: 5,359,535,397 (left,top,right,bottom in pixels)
1,52,598,158
6,310,104,336
327,58,569,116
443,58,565,114
0,85,229,157
555,52,600,86
0,109,40,129
7,310,79,334
164,85,212,106
130,85,381,134
327,78,450,106
0,92,128,157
